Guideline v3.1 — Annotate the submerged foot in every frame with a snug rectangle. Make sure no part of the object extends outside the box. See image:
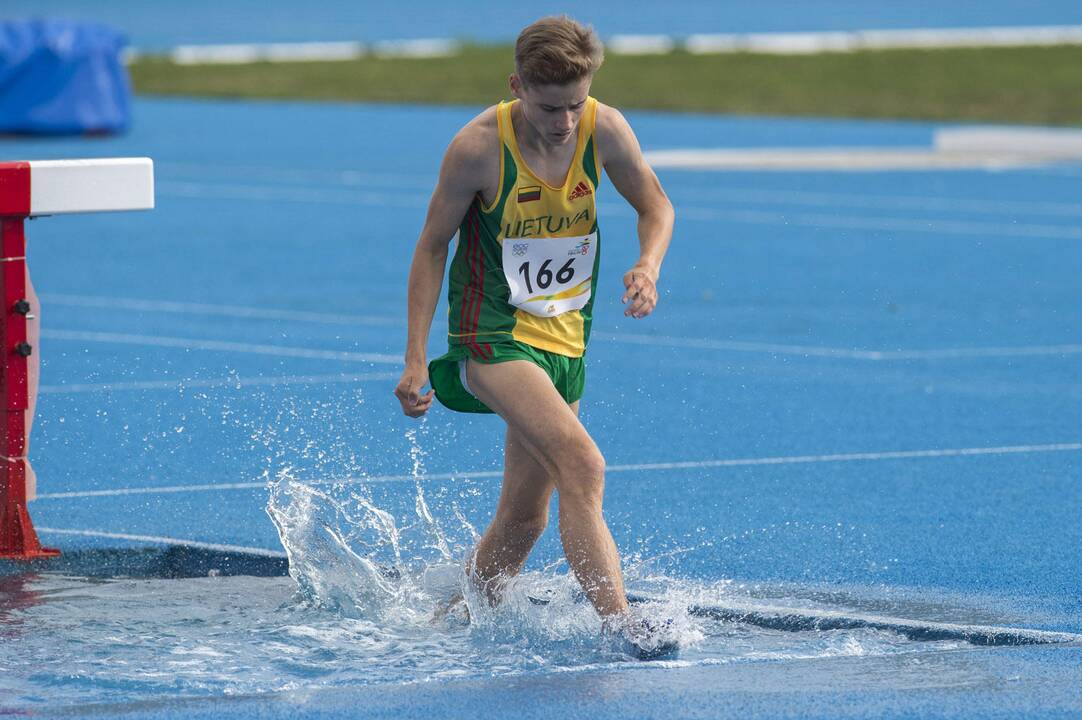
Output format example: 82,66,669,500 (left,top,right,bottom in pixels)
604,611,681,661
431,592,471,626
